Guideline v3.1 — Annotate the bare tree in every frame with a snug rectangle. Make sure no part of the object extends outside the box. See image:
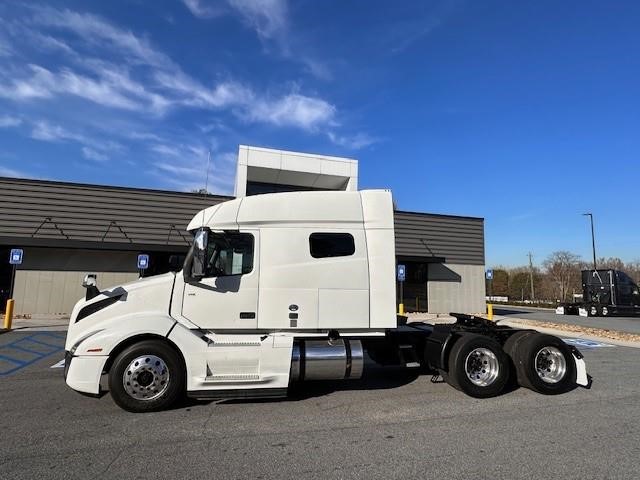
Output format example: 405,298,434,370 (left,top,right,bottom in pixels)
543,251,581,302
